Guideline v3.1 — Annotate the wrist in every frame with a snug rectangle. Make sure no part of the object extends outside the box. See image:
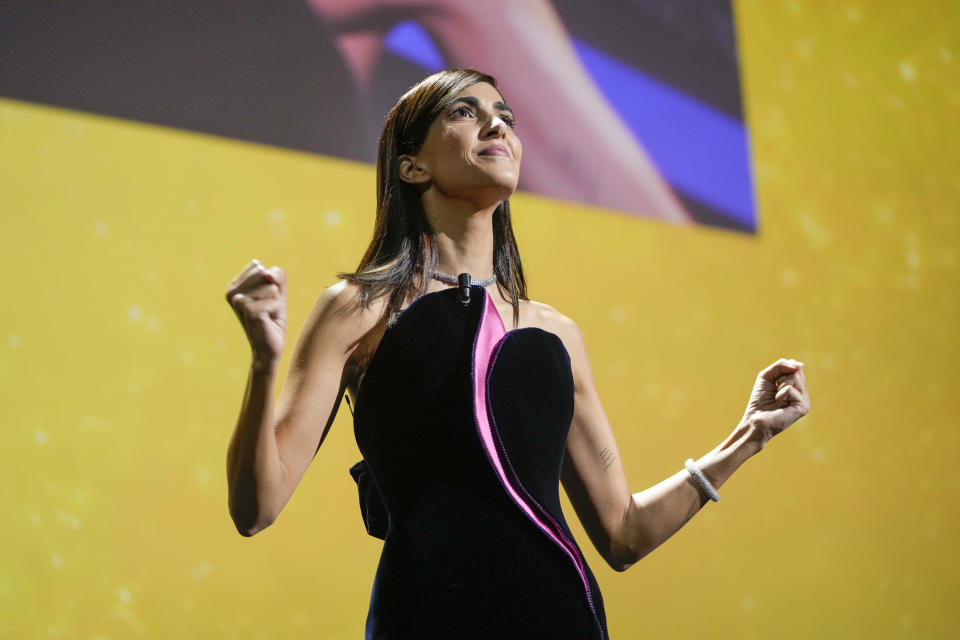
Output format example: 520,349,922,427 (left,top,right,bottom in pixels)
699,421,764,490
718,417,766,453
251,352,279,375
738,416,771,452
